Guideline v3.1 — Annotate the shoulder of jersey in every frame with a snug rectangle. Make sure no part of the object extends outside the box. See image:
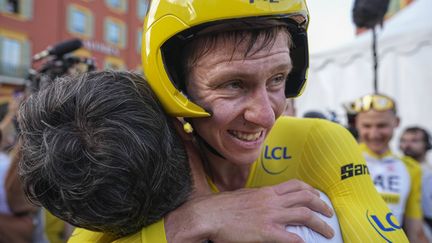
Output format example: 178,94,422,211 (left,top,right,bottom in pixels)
401,155,422,171
274,116,347,133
